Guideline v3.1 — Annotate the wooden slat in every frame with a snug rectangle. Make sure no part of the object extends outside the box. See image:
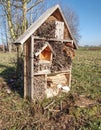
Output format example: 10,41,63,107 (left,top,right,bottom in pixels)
25,39,31,99
24,40,30,99
47,71,71,87
34,36,73,43
23,43,27,98
31,35,34,100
